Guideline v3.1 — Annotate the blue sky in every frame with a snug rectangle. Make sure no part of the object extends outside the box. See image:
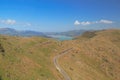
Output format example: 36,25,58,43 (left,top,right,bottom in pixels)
0,0,120,32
